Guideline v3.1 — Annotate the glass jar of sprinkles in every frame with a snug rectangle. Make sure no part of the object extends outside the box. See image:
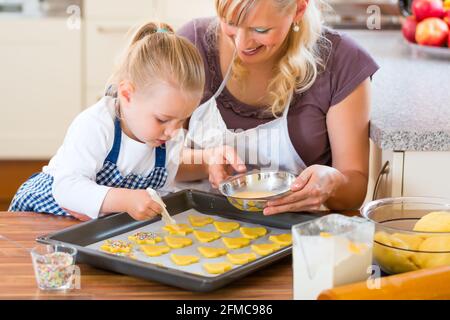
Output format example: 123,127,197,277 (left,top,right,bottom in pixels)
30,244,77,290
